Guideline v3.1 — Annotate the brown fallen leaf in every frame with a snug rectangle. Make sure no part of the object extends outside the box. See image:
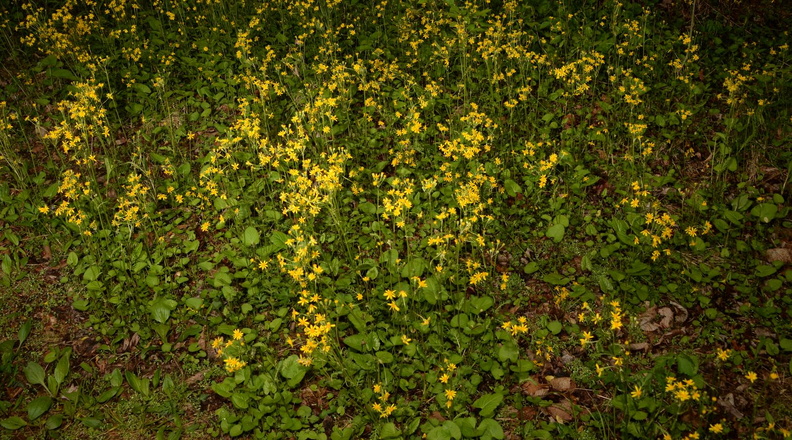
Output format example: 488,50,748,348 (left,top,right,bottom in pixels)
718,393,744,419
546,399,574,423
658,307,674,328
186,372,204,384
767,248,792,264
521,381,549,397
549,377,576,392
